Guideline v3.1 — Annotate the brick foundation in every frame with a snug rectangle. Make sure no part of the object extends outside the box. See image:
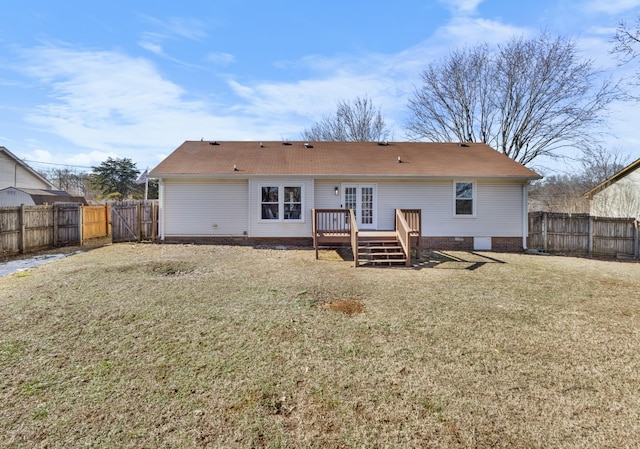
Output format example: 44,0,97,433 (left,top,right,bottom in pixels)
421,236,523,252
160,235,523,252
161,236,314,247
